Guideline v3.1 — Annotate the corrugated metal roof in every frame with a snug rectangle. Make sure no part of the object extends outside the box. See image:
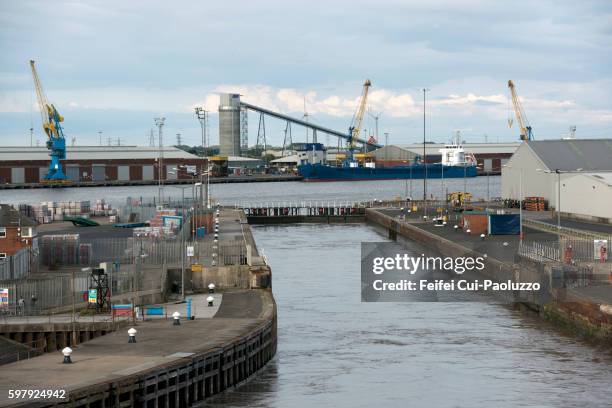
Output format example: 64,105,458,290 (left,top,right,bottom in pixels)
526,139,612,171
0,146,202,161
584,172,612,186
0,205,37,227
